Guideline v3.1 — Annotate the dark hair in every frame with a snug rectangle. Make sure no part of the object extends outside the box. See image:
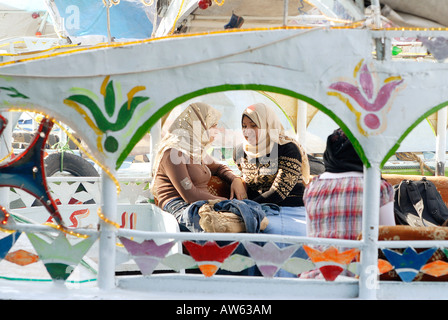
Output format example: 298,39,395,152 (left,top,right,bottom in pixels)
323,128,364,173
